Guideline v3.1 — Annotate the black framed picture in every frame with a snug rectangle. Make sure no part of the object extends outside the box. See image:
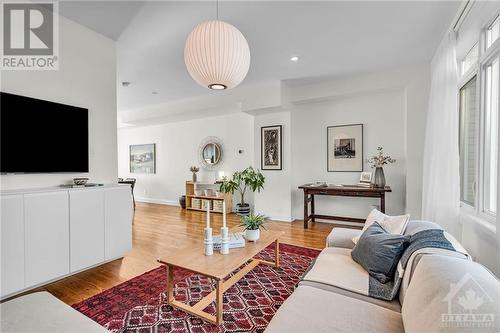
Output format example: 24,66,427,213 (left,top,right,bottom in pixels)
261,125,282,170
130,143,156,174
327,124,363,172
